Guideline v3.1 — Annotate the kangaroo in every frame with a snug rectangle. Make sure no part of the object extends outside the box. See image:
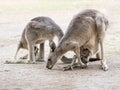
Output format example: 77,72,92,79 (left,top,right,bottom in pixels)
15,16,63,63
14,17,63,61
46,9,109,71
